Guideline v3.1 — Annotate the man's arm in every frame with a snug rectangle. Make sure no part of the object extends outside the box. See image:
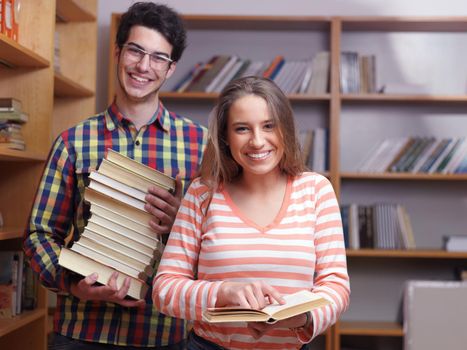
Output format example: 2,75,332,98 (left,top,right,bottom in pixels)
23,138,76,293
